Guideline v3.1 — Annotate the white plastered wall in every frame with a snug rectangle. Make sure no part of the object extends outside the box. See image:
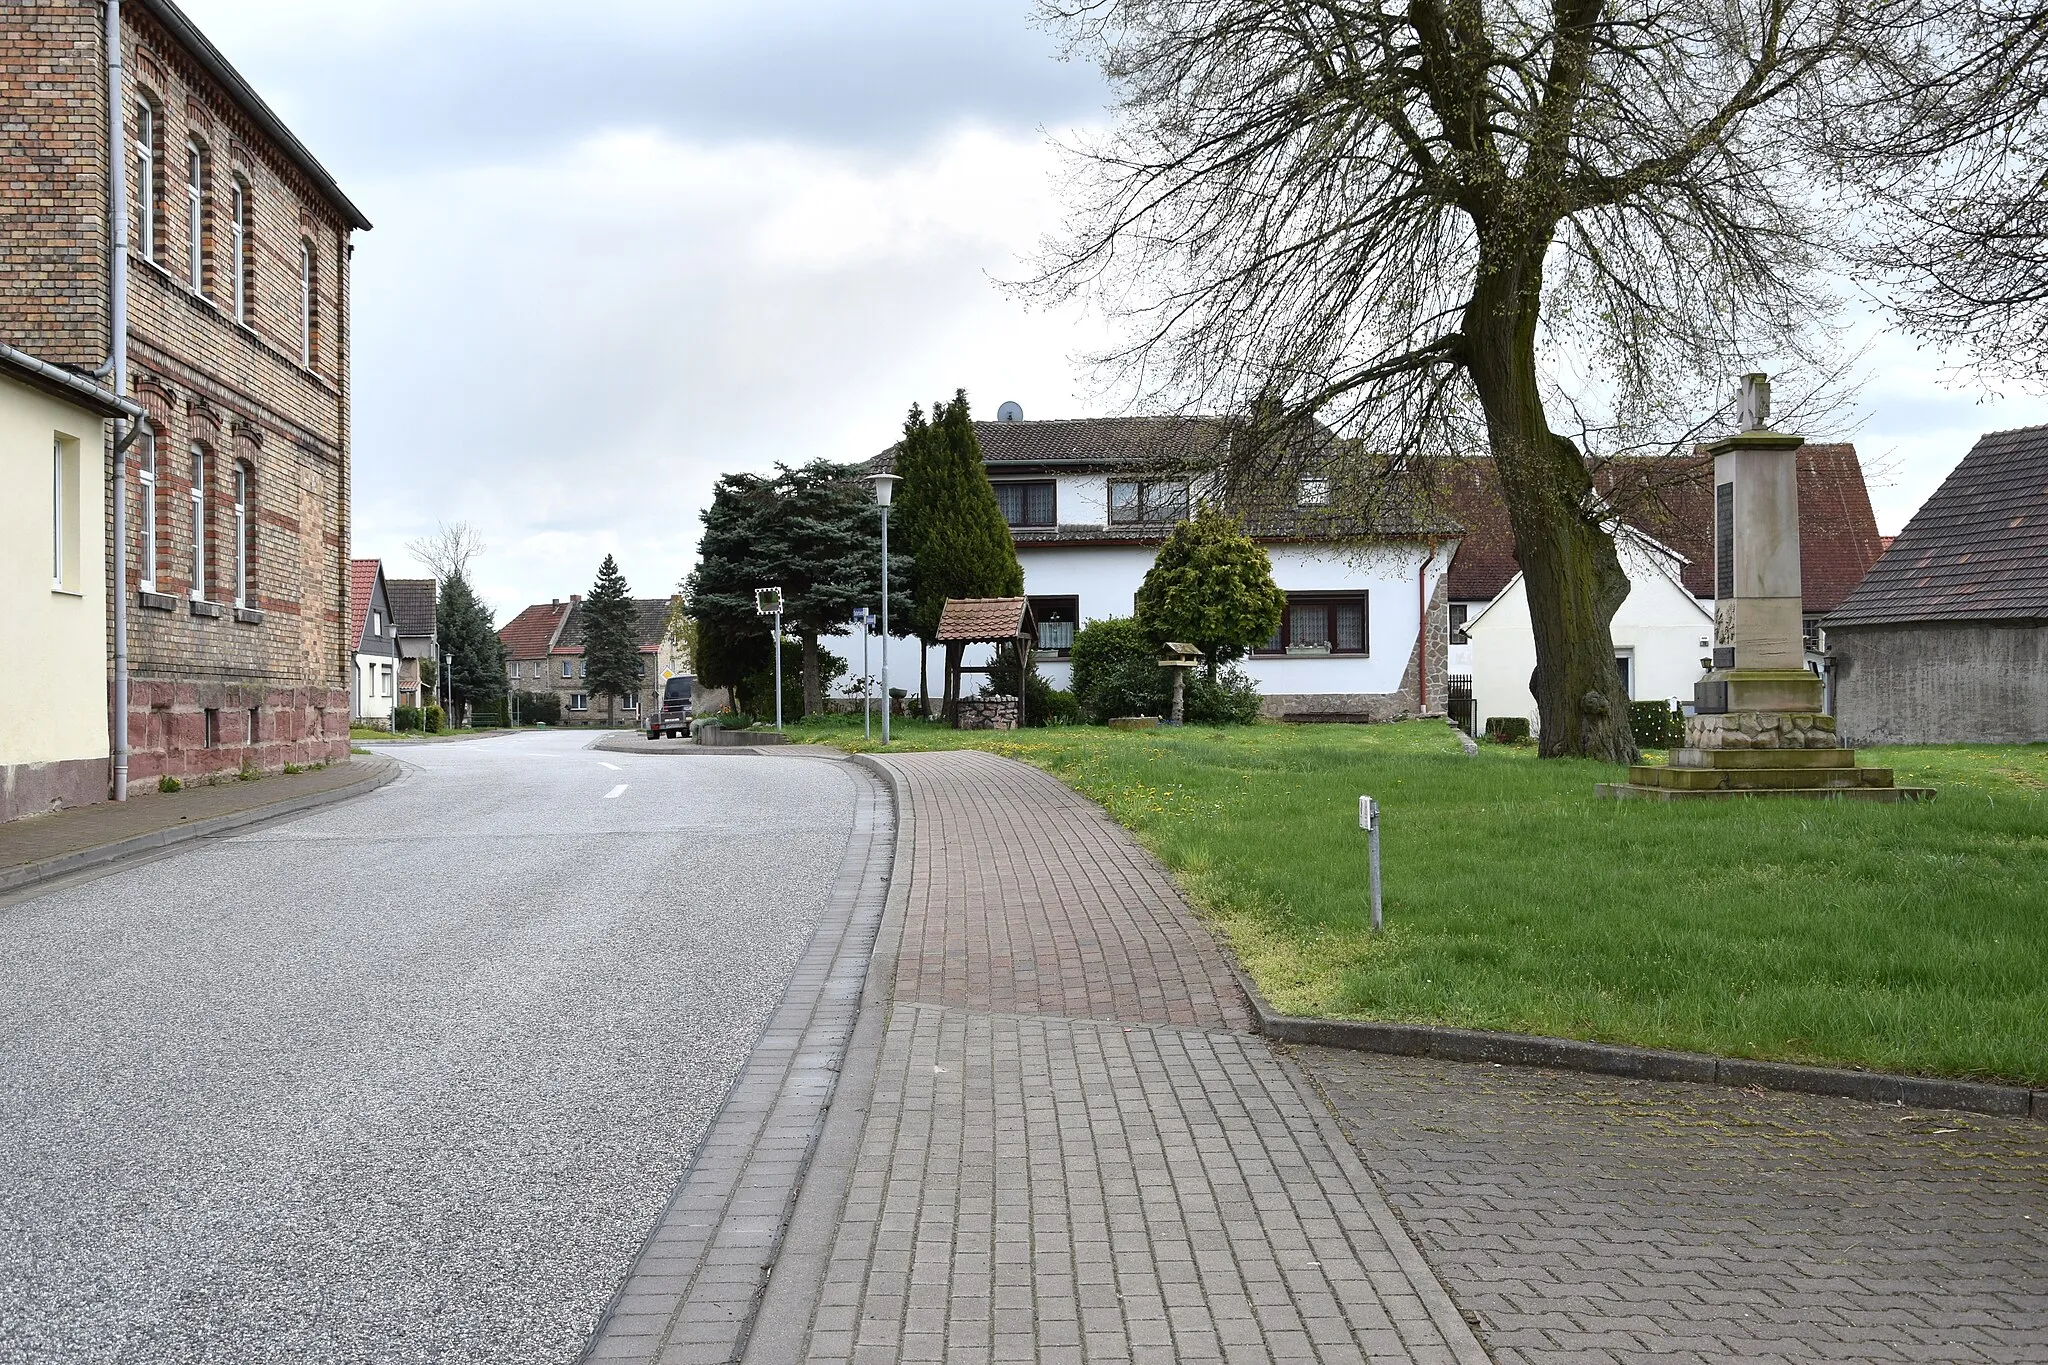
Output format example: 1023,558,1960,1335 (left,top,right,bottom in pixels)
1,375,109,768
